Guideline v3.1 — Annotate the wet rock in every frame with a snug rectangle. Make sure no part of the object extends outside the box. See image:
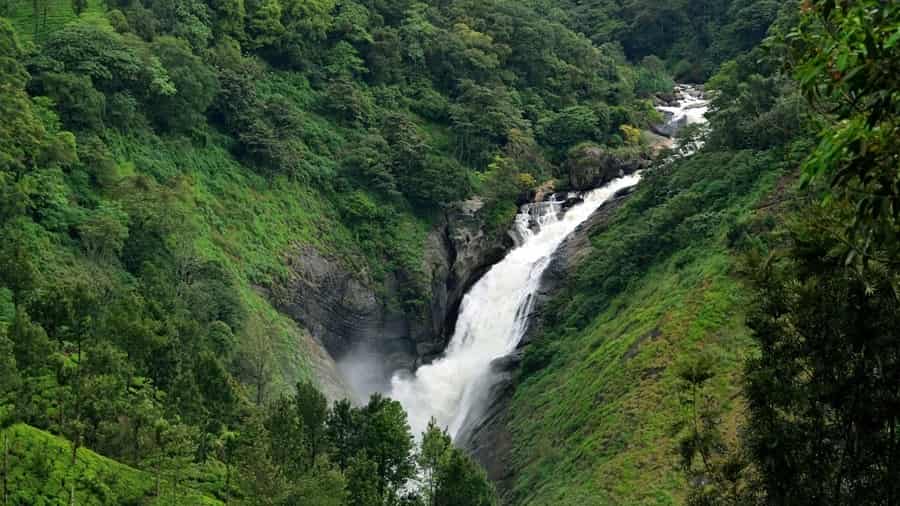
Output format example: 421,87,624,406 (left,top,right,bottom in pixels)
278,247,415,378
455,351,521,490
658,95,677,107
275,197,514,397
429,198,515,360
566,144,648,191
651,112,687,138
561,196,584,210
